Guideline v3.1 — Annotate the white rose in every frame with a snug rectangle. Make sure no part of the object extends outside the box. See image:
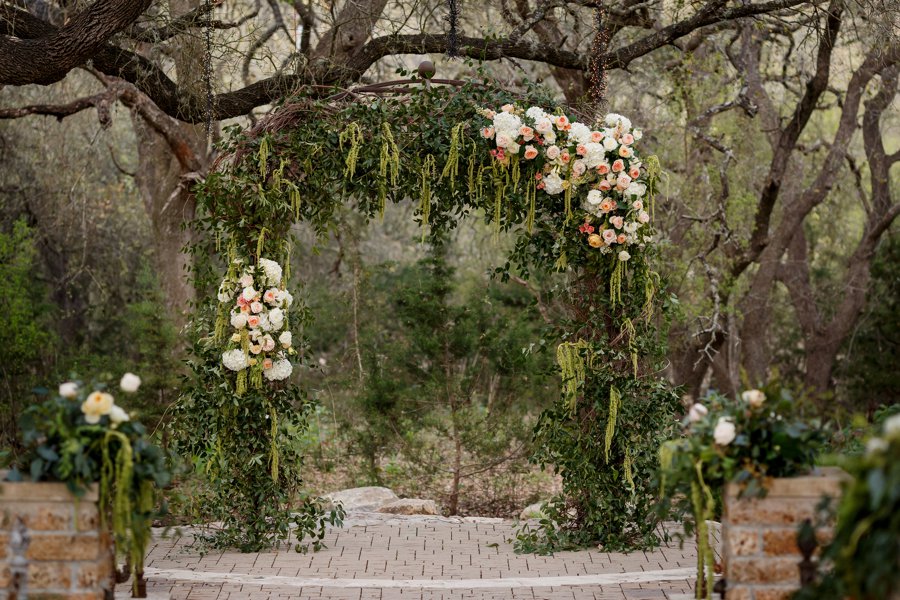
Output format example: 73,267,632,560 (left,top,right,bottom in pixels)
242,287,256,302
269,308,285,330
741,389,766,409
602,136,618,151
713,417,737,446
59,382,79,399
231,313,248,329
238,273,254,287
109,405,130,425
279,331,292,348
545,145,561,160
884,414,900,439
866,437,888,455
688,403,708,423
534,117,554,134
496,133,512,149
624,222,639,234
618,250,631,261
587,190,603,205
119,373,141,393
633,129,643,140
543,130,557,143
507,142,521,154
